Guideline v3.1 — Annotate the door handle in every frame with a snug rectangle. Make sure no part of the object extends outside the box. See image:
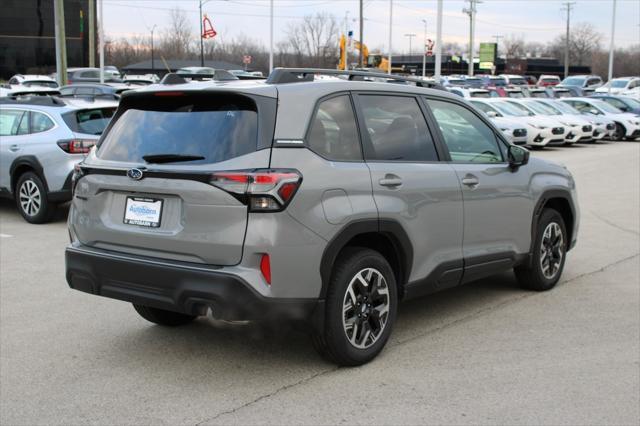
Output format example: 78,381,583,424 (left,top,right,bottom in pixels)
379,174,403,188
461,174,479,188
9,145,20,152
